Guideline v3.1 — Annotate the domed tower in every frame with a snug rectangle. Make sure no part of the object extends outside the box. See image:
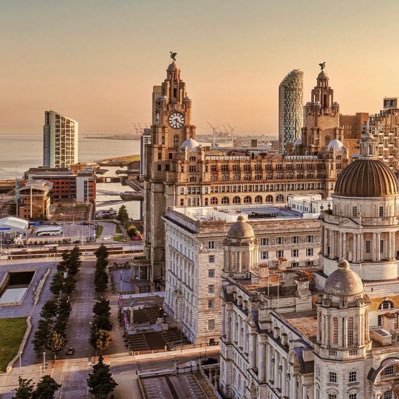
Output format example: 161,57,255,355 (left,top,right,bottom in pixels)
301,64,343,154
314,259,371,399
320,126,399,281
223,216,259,278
